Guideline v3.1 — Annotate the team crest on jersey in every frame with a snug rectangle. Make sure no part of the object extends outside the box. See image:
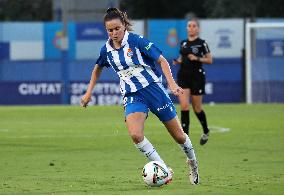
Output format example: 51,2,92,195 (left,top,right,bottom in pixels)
127,48,133,57
192,47,199,54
